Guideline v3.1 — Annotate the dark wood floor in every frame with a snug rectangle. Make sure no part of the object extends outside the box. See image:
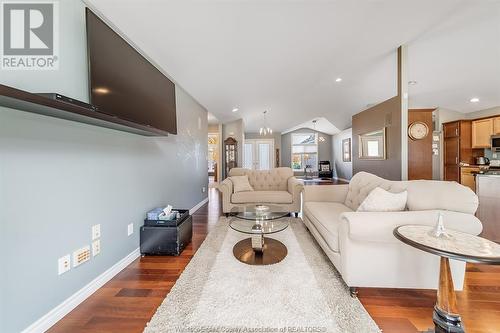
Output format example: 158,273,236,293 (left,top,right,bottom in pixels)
49,187,500,333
